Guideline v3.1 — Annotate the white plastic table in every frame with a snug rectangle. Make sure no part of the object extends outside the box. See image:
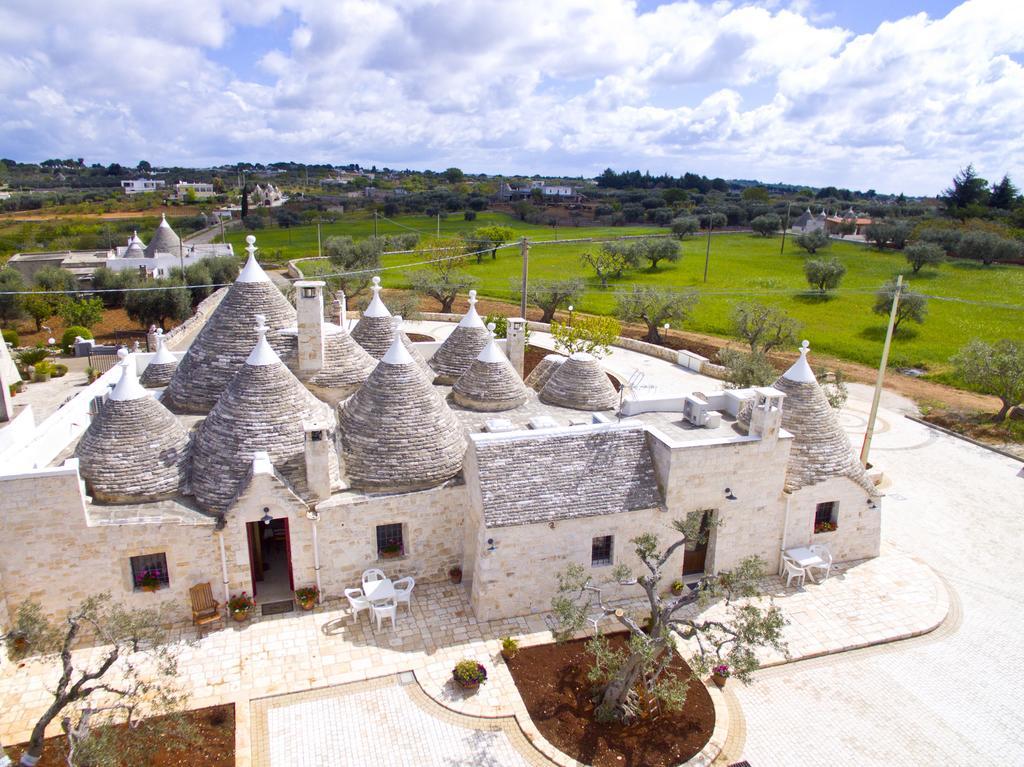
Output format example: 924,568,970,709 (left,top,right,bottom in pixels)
363,578,395,603
784,547,826,582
